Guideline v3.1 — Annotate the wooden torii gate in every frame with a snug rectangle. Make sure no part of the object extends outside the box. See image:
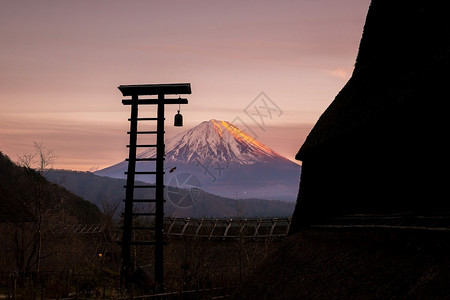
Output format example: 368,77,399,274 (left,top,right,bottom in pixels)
118,83,191,290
